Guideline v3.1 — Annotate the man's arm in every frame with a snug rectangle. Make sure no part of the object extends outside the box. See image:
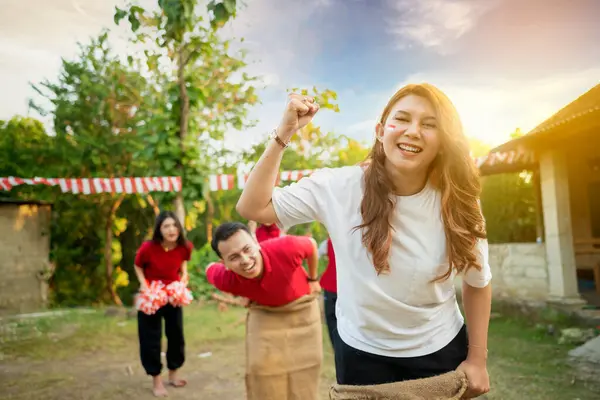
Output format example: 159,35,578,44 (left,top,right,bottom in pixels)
305,238,319,281
292,236,320,294
205,263,245,297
